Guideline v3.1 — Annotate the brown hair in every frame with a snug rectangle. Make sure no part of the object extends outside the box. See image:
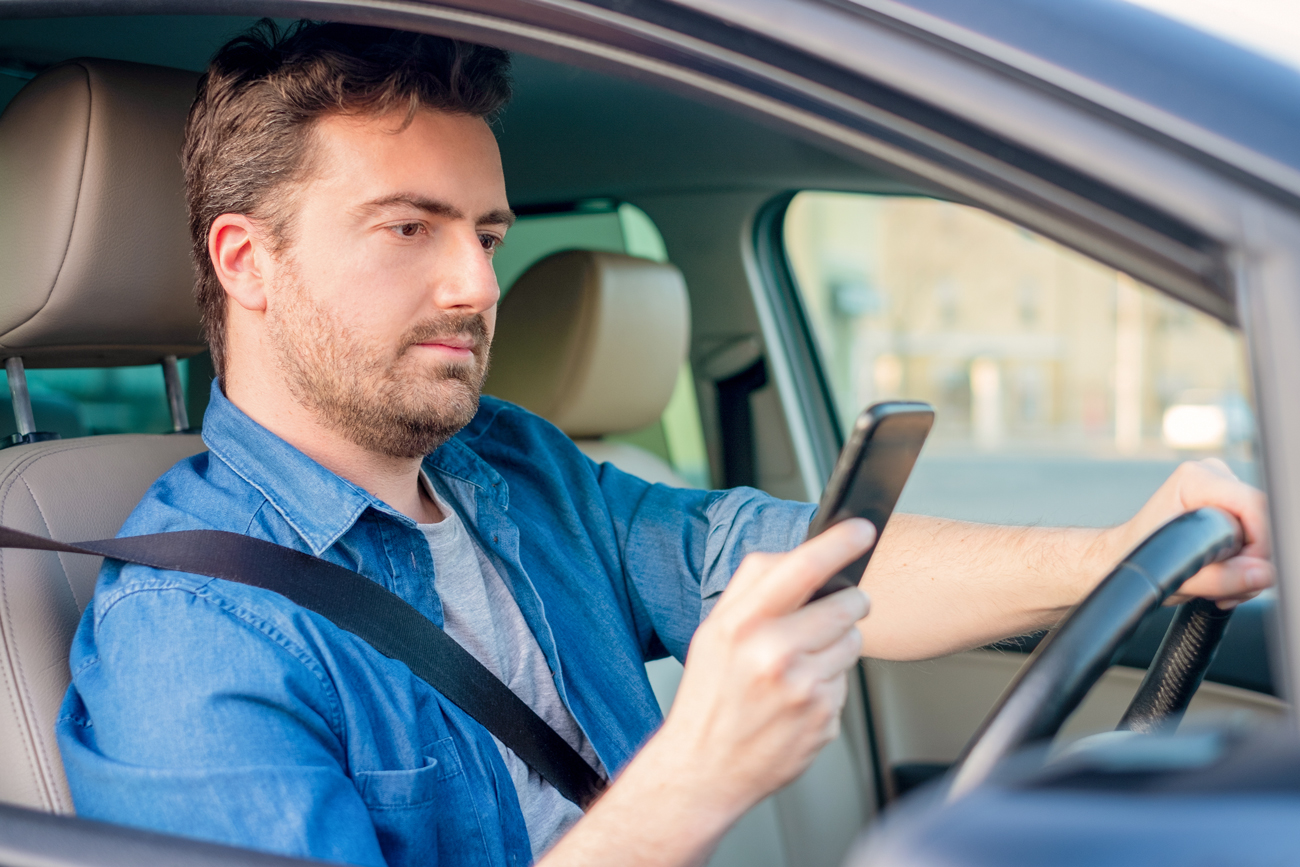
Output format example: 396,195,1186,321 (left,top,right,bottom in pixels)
183,20,512,376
